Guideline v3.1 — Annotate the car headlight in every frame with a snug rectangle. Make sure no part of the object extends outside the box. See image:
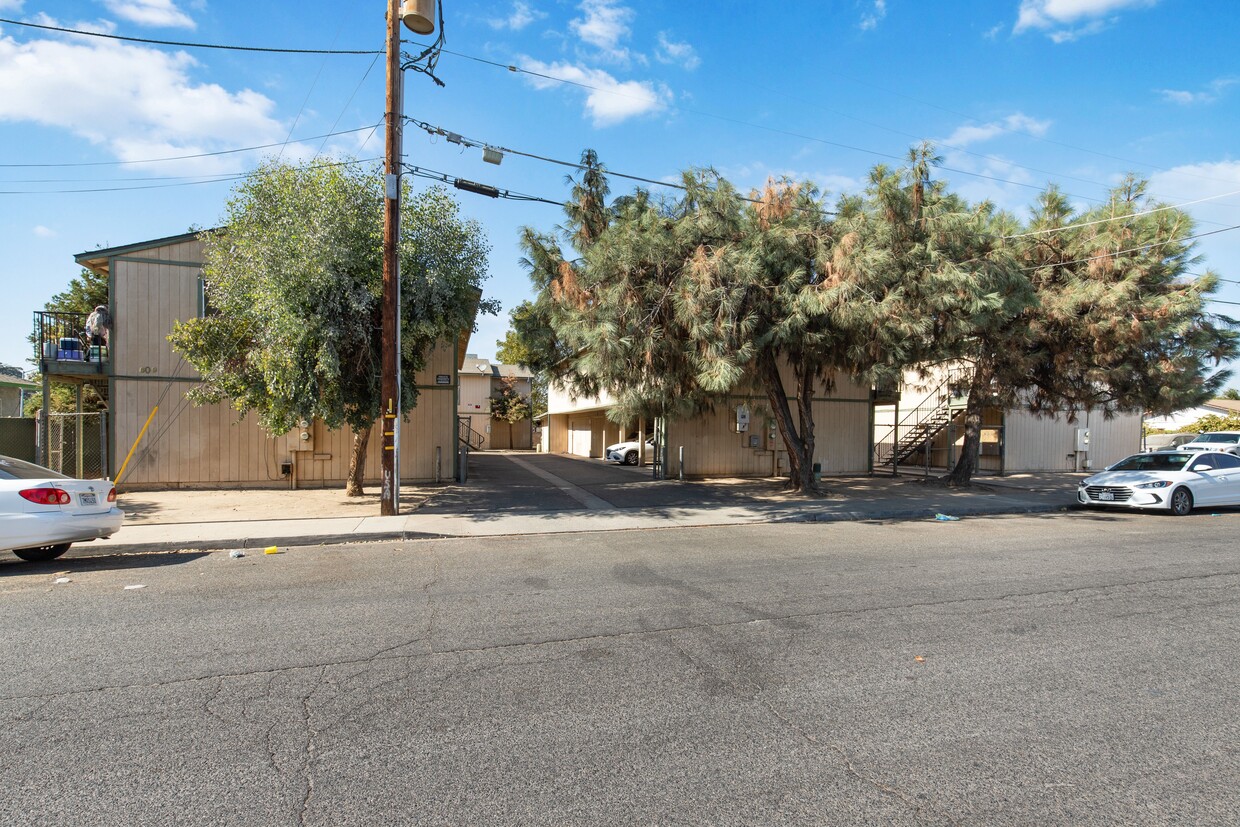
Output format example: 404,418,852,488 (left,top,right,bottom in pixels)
1135,480,1172,489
